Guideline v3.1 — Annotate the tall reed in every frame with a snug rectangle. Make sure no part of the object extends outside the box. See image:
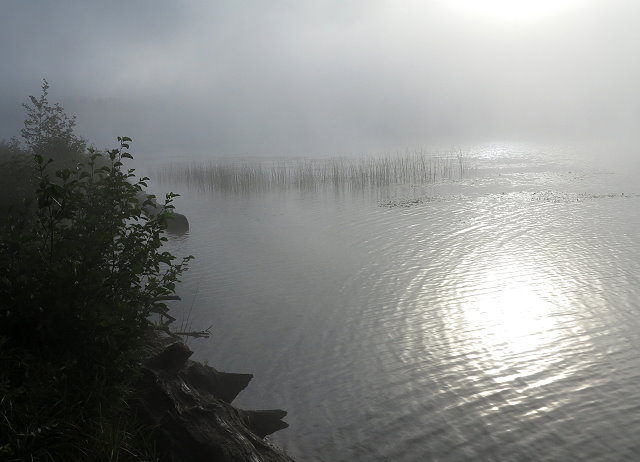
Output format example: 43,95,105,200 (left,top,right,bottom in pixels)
155,152,475,193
